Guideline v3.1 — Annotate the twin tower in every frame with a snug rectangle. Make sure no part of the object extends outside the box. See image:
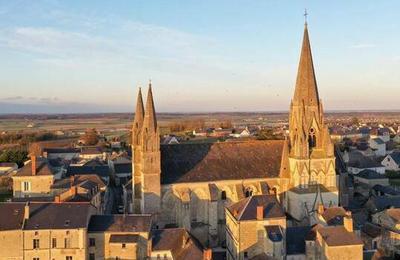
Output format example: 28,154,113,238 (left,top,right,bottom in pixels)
131,84,161,215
